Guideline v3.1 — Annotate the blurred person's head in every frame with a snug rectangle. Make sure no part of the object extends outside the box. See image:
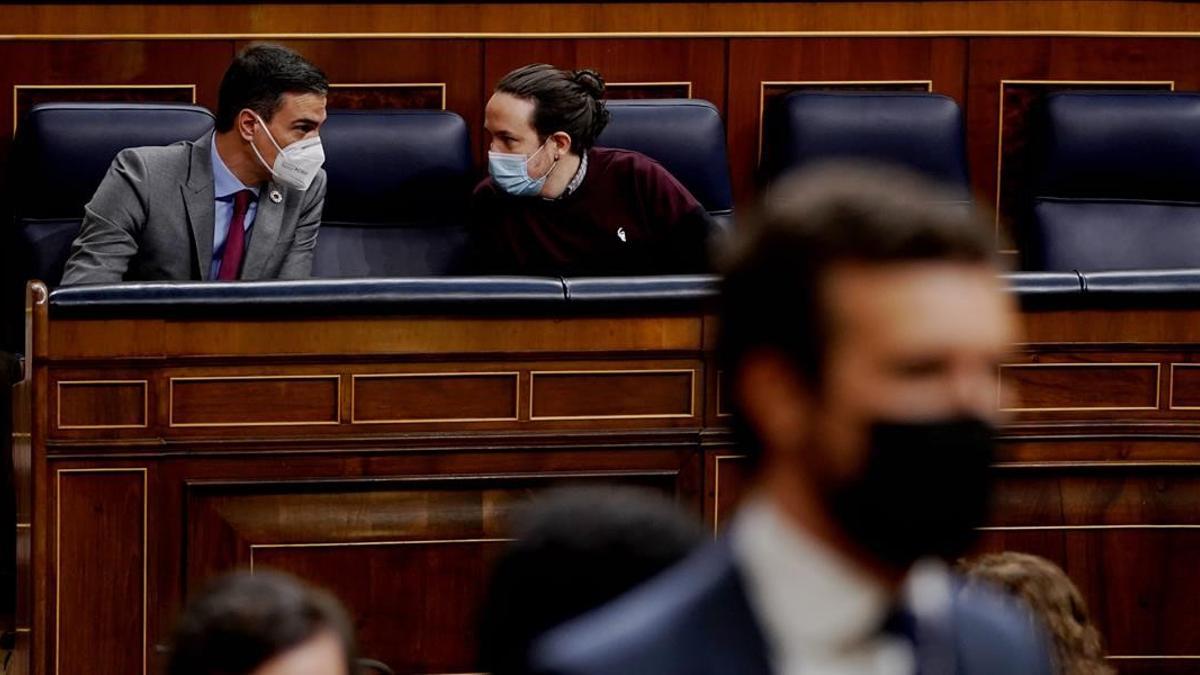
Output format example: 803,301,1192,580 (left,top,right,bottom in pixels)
485,64,611,198
215,43,329,189
477,486,704,675
960,552,1114,675
167,570,356,675
720,163,1016,583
